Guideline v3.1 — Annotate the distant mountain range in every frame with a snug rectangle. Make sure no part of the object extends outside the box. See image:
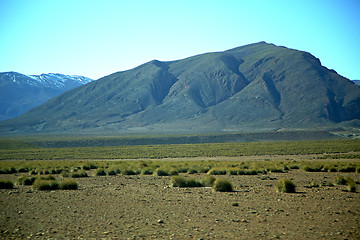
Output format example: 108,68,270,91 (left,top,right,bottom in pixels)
353,80,360,86
0,72,93,121
1,42,359,135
